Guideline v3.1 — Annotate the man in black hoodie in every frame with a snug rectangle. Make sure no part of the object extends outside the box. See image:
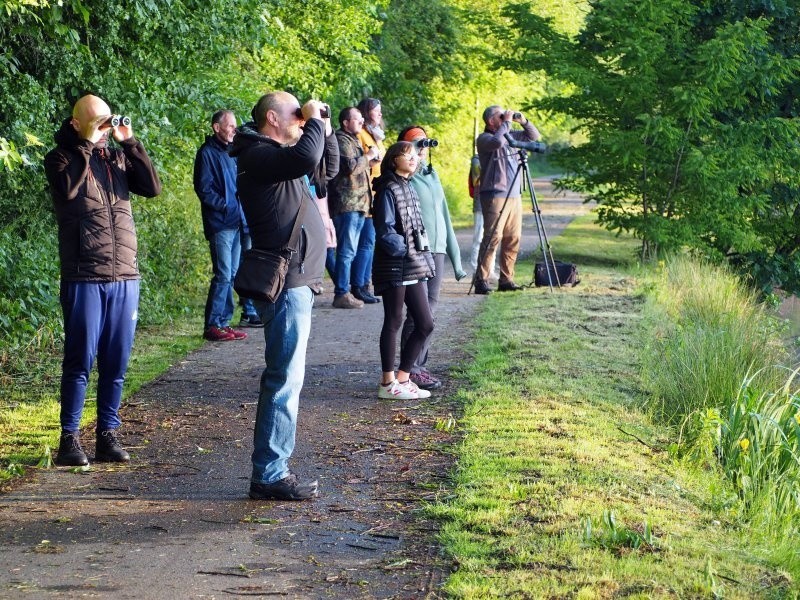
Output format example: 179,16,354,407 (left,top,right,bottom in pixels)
44,94,161,467
230,91,329,501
